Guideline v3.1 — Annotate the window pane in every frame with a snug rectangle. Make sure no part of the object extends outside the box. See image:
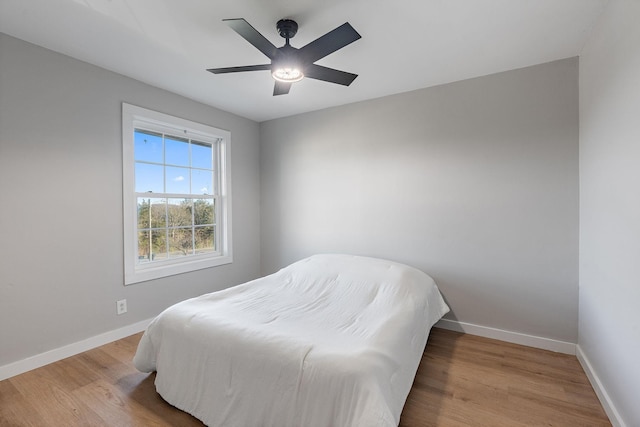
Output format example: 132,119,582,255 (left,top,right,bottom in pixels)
169,228,193,257
166,166,190,194
151,230,167,261
137,198,167,229
167,199,192,227
135,130,163,163
137,199,150,229
137,230,167,262
195,226,215,254
150,198,167,228
192,141,213,169
135,163,164,193
165,136,189,167
192,169,214,195
194,199,214,225
138,230,151,262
